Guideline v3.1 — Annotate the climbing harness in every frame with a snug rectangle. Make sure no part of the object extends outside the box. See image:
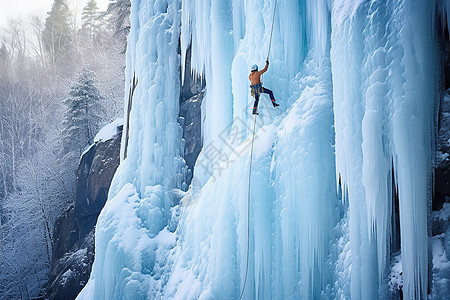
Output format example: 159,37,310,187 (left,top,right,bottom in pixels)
239,1,277,299
250,83,263,97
